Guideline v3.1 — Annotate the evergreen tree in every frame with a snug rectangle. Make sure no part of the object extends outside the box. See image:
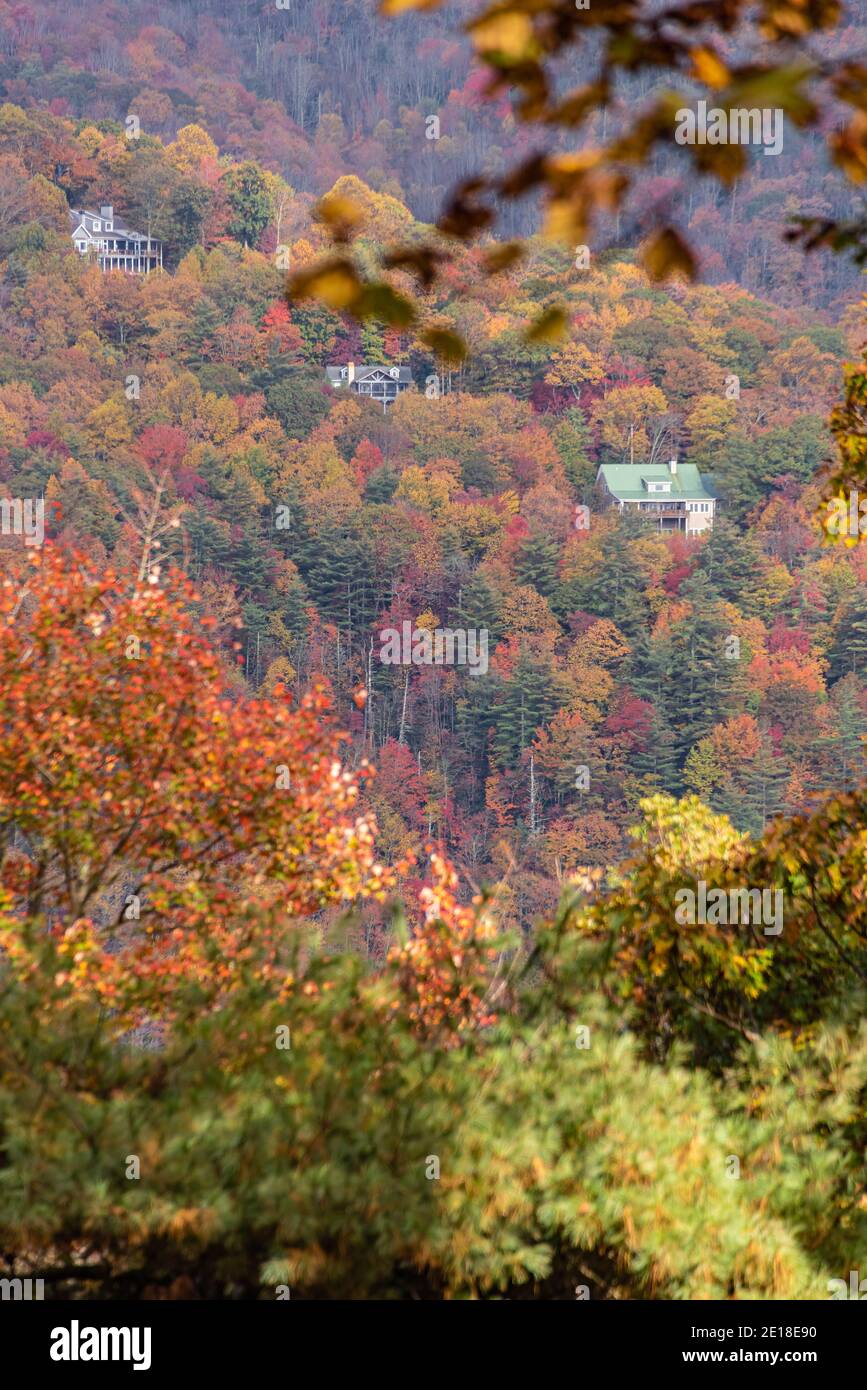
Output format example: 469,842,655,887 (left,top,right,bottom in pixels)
829,587,867,681
360,319,387,363
756,416,828,487
455,571,505,647
491,657,567,767
364,464,399,503
553,409,595,499
278,574,310,646
185,295,223,366
515,529,561,599
740,733,789,835
186,511,234,578
712,434,763,523
672,573,740,756
629,699,681,796
555,513,649,639
296,527,376,640
695,518,768,618
455,673,499,794
818,674,867,791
